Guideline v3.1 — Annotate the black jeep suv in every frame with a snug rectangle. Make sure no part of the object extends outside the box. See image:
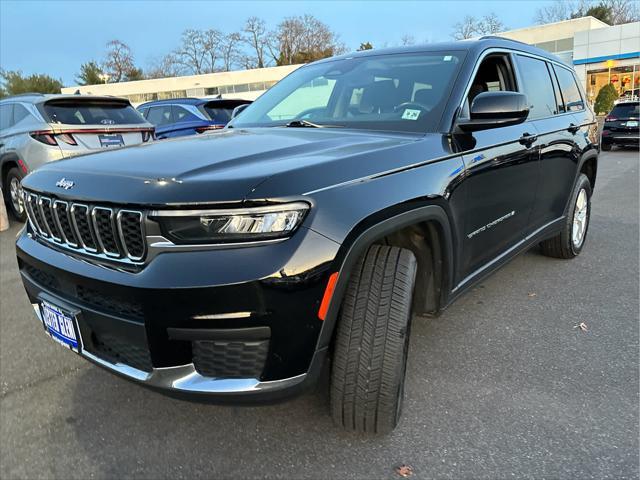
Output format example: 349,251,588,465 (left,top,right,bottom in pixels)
16,37,598,433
